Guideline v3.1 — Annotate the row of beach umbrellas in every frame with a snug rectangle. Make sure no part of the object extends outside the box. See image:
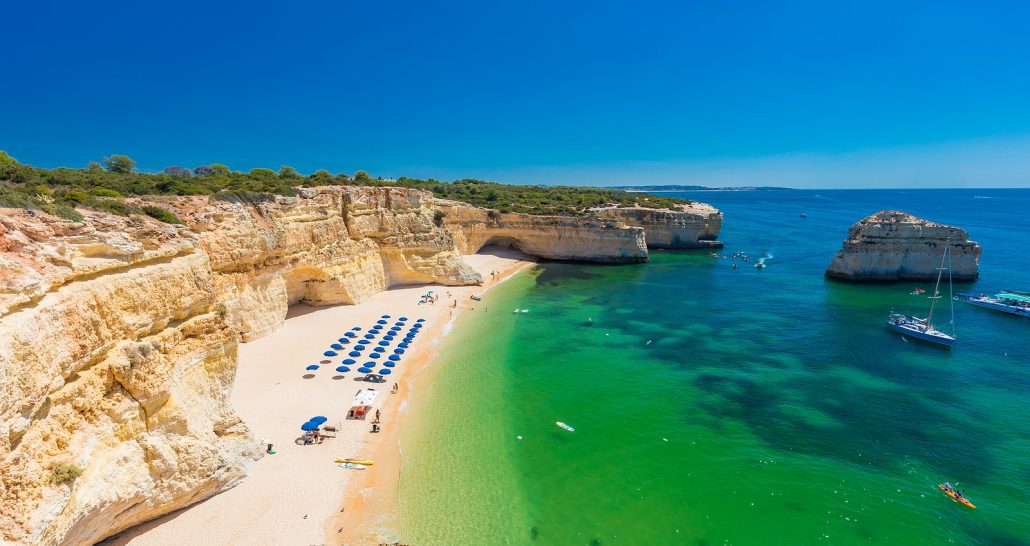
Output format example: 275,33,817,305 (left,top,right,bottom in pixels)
306,315,426,376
